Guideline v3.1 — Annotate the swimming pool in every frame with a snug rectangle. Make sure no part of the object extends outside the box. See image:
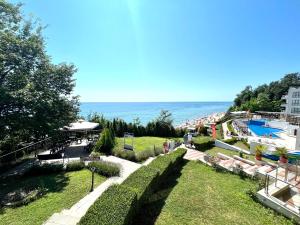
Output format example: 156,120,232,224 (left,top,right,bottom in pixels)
247,120,283,138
